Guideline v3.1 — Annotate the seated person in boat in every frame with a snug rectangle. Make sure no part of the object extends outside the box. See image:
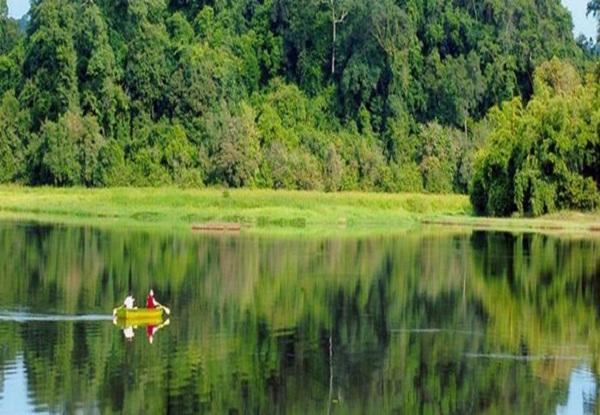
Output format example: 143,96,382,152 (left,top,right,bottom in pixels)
146,289,164,309
124,292,135,309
